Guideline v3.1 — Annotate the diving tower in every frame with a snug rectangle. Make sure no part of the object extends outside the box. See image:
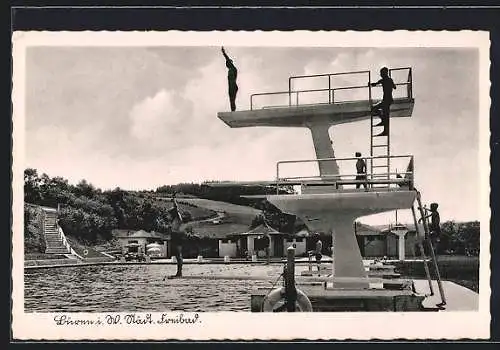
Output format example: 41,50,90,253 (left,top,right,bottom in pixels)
215,67,447,309
218,68,415,177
